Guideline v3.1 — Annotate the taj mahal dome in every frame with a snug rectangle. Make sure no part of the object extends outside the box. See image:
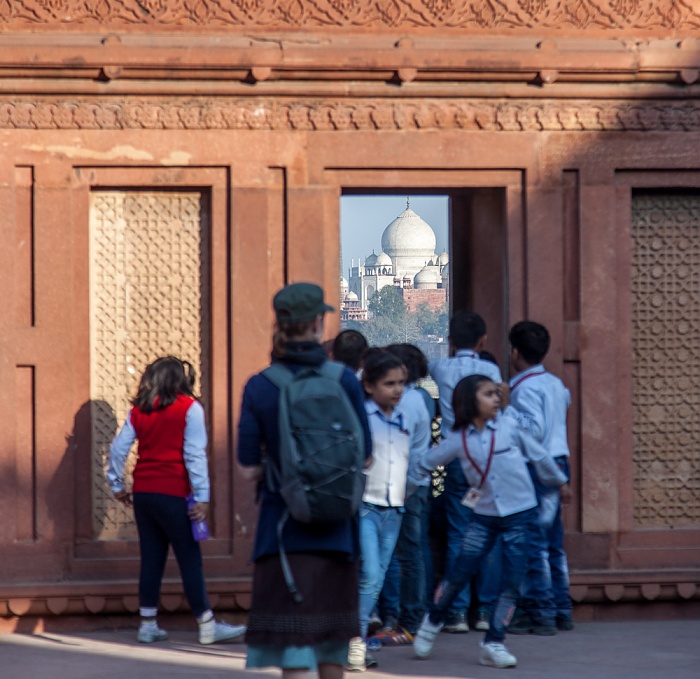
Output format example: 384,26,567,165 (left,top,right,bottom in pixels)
341,203,449,321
